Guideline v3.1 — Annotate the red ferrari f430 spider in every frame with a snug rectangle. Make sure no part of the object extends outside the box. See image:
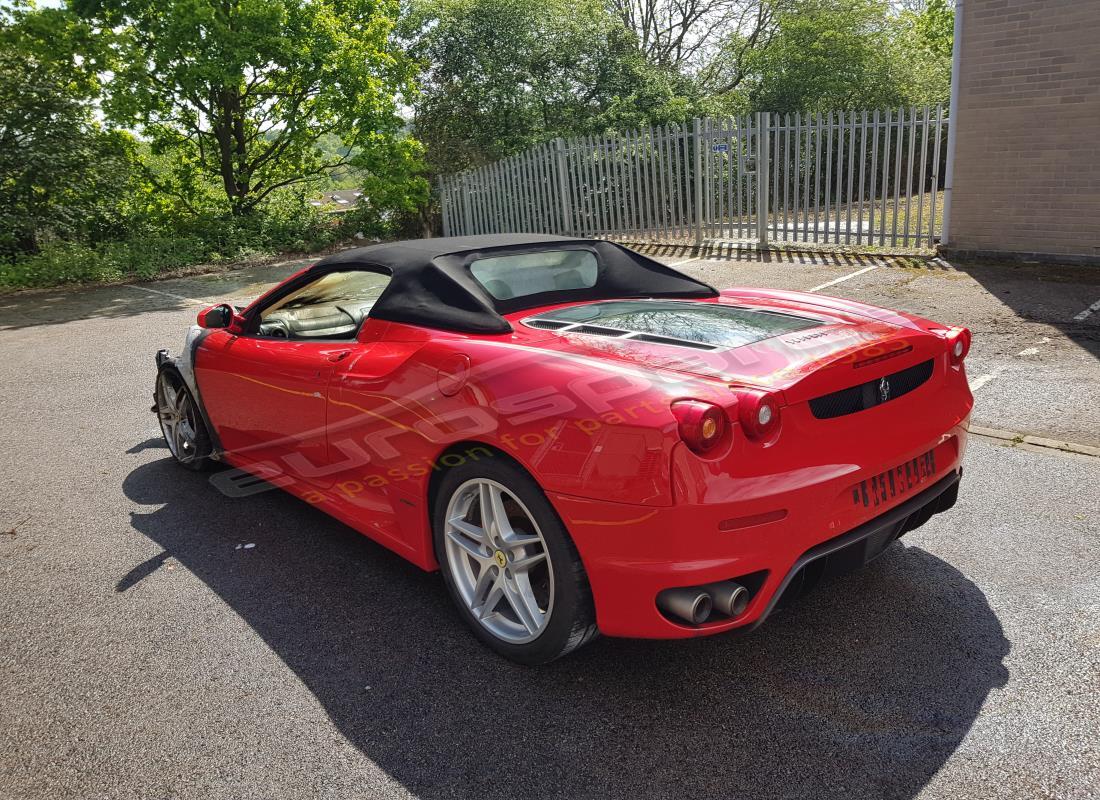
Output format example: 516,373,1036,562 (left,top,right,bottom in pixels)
154,235,973,663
